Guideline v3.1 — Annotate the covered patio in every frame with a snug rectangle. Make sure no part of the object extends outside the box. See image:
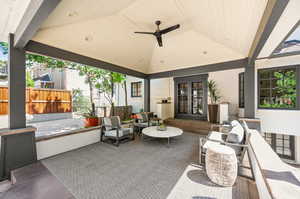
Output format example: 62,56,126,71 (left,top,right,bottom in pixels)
1,0,300,199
